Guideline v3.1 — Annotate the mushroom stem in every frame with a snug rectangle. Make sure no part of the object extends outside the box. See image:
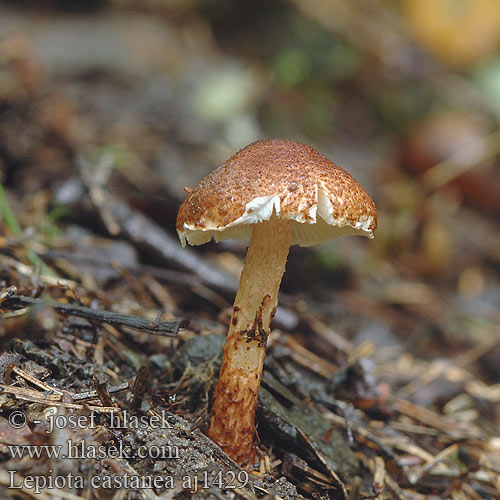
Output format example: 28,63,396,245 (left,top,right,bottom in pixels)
207,213,291,465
